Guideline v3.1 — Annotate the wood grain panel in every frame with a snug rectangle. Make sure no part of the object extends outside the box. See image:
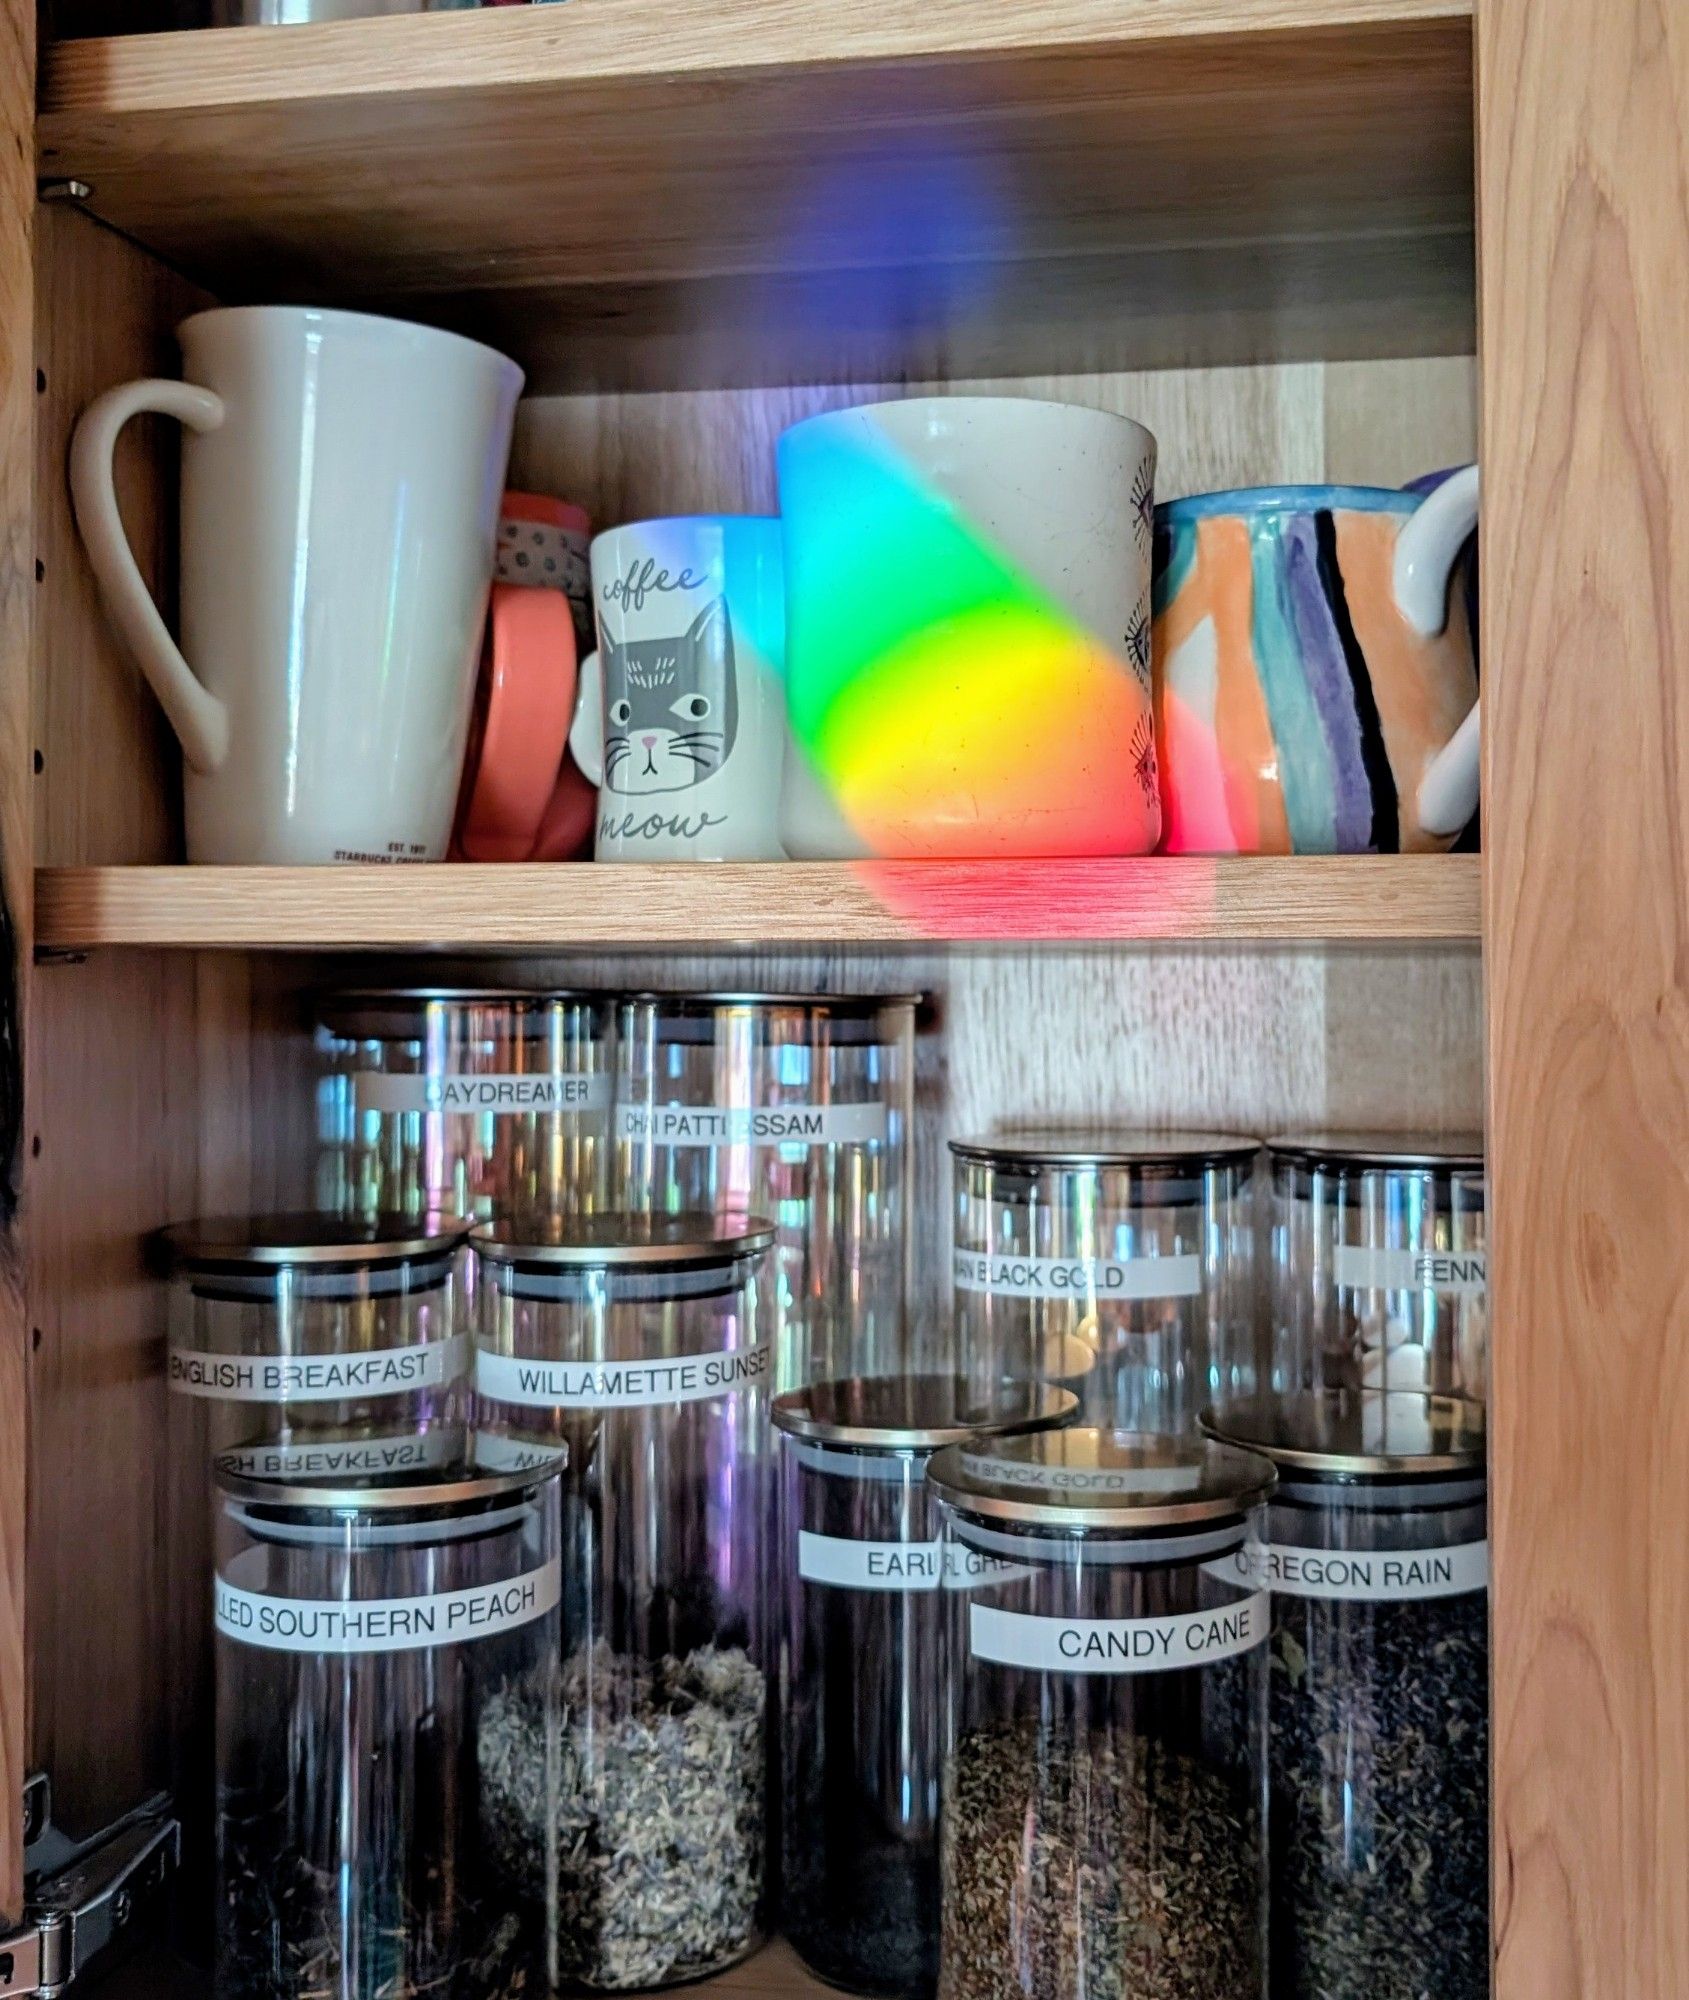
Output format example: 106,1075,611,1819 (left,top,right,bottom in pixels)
1482,2,1689,1995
